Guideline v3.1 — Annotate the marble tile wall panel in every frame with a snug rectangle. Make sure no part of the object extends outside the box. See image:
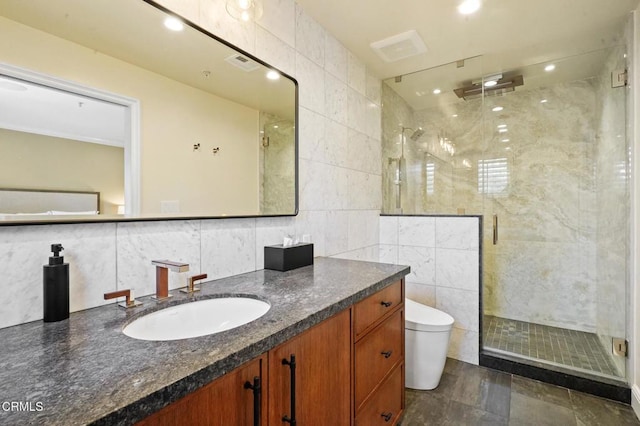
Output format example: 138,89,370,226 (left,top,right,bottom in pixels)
398,216,435,247
258,0,296,47
379,216,398,245
347,52,366,95
448,328,479,365
483,240,596,332
298,107,325,162
324,119,349,167
0,223,117,329
201,218,256,280
405,282,436,307
1,0,385,330
294,4,324,66
380,215,481,364
324,33,347,82
296,53,325,115
325,73,348,125
255,25,296,76
116,221,201,296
